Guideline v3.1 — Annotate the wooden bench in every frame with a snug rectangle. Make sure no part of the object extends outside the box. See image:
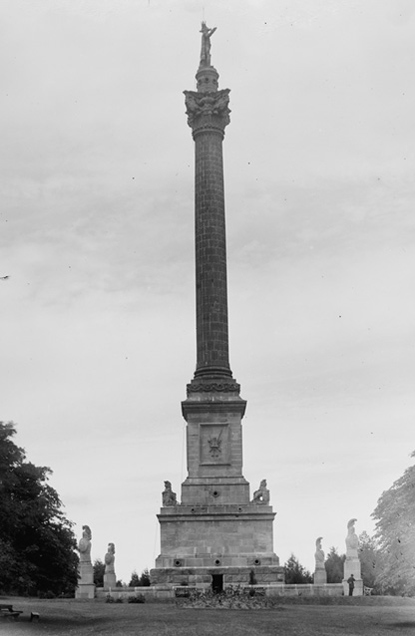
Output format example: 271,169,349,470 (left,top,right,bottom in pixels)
0,604,23,620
